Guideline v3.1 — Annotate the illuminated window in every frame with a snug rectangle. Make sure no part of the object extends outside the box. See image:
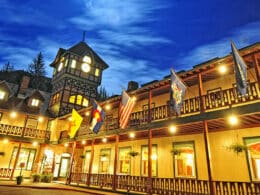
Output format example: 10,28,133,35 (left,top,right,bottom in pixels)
99,149,111,173
118,147,131,174
83,55,91,64
82,98,89,107
0,91,5,99
52,92,60,105
245,137,260,181
31,99,39,107
81,63,91,73
64,59,68,67
9,147,36,170
173,141,196,178
69,95,76,104
141,145,157,176
71,59,76,68
76,95,82,105
58,62,63,72
83,151,91,173
95,68,100,77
